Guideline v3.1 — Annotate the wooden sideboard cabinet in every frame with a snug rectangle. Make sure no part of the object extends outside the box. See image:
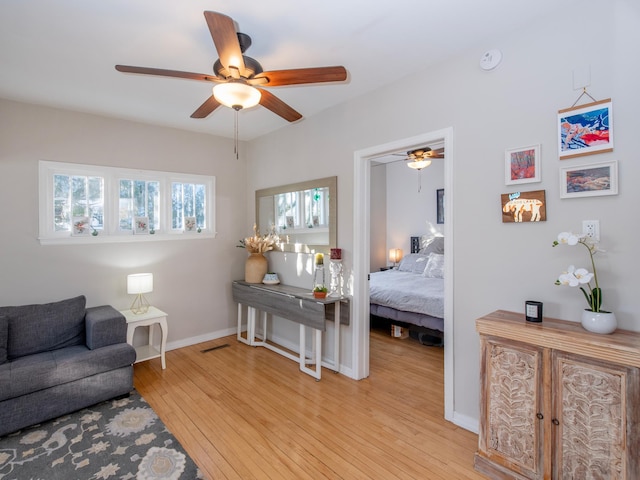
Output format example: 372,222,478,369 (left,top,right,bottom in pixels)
475,310,640,480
